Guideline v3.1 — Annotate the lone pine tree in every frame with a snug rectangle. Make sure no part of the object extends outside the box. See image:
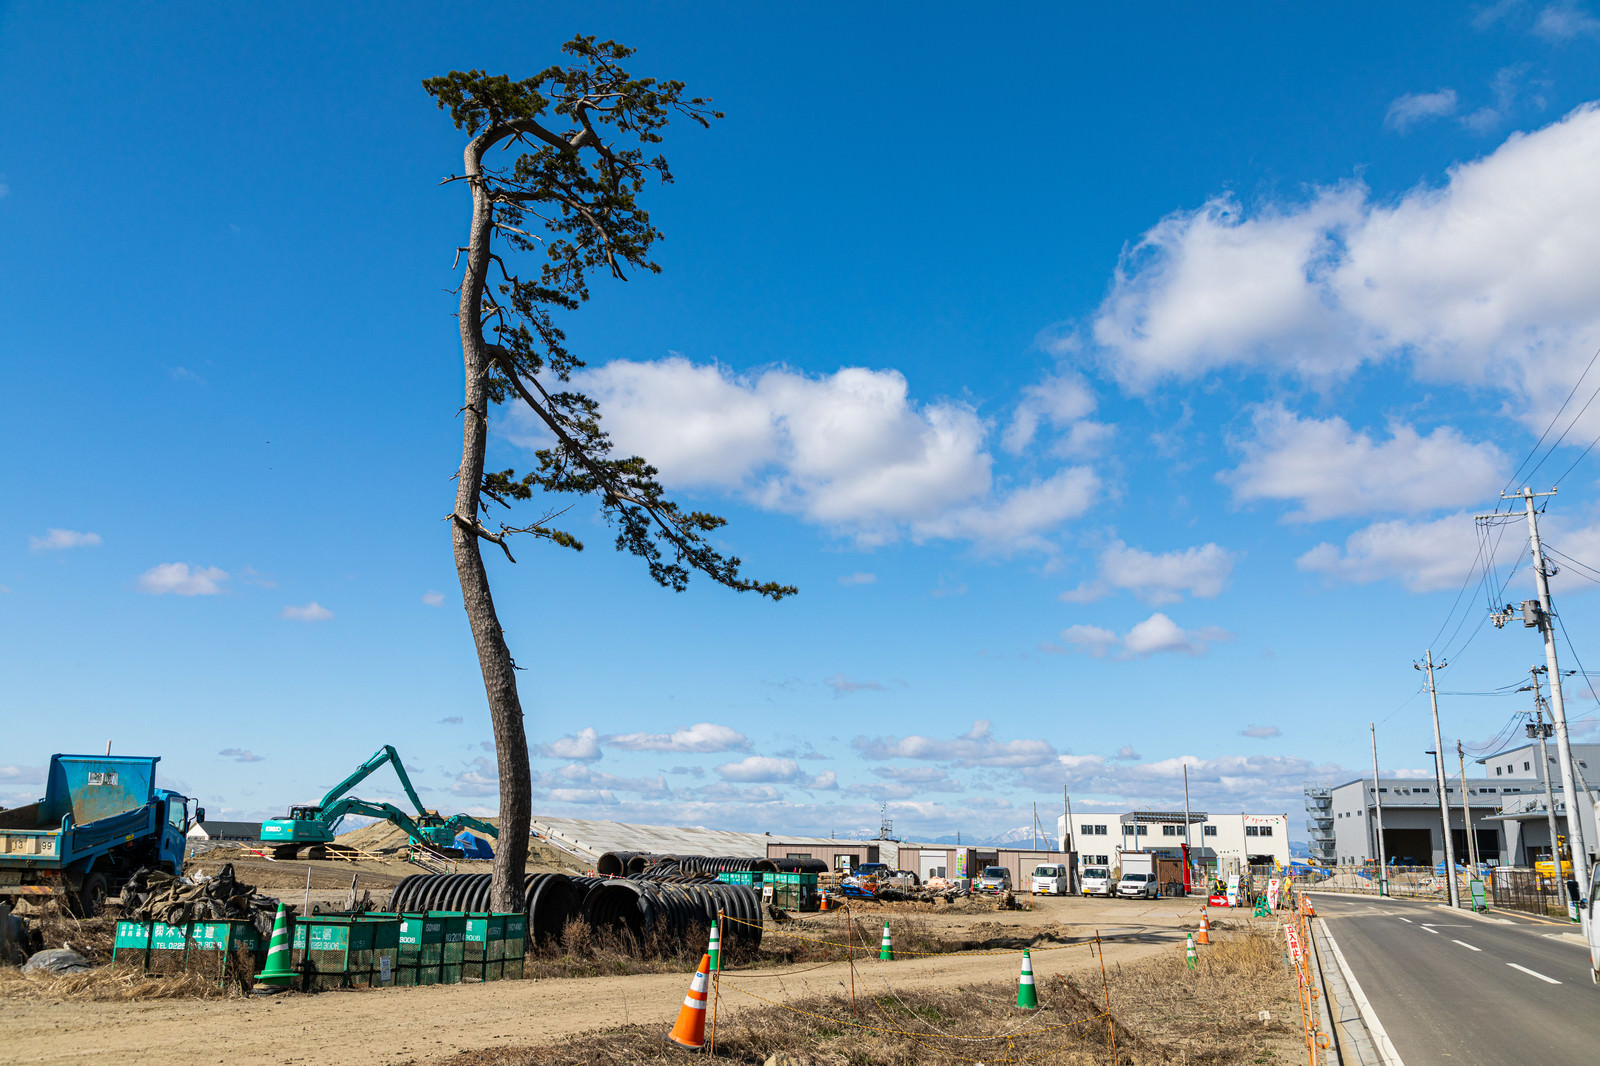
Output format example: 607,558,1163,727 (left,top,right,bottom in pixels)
424,38,795,912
